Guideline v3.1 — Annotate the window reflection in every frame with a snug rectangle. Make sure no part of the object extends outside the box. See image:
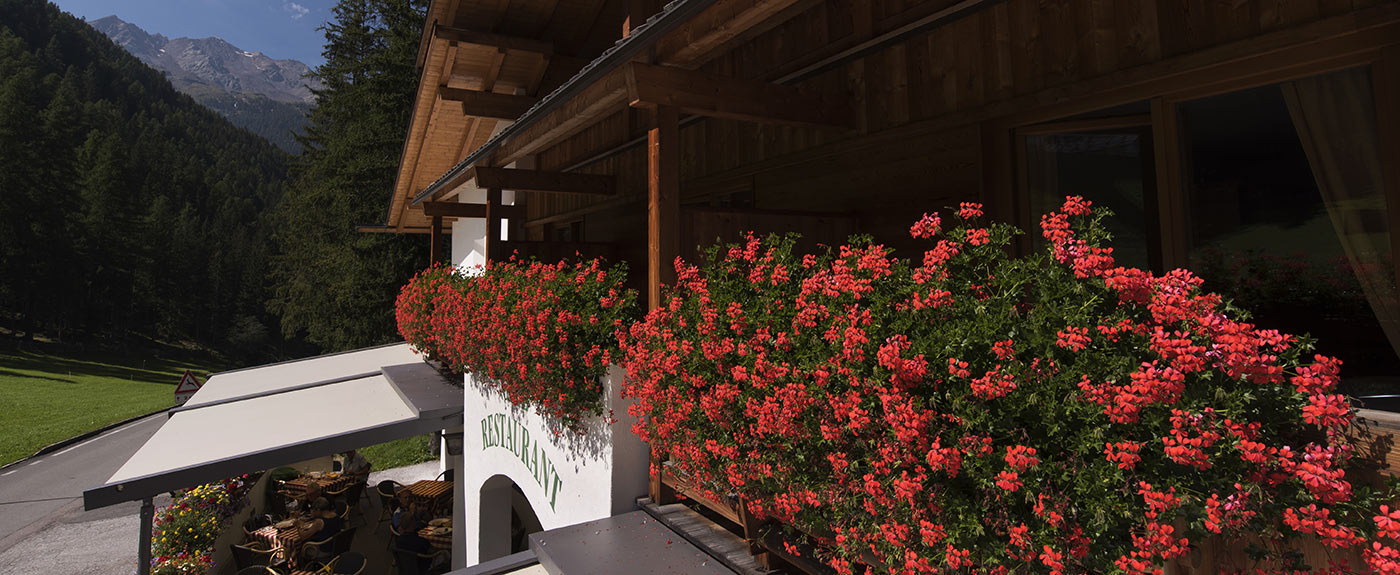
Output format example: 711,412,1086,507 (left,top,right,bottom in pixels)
1179,67,1400,388
1026,130,1156,271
